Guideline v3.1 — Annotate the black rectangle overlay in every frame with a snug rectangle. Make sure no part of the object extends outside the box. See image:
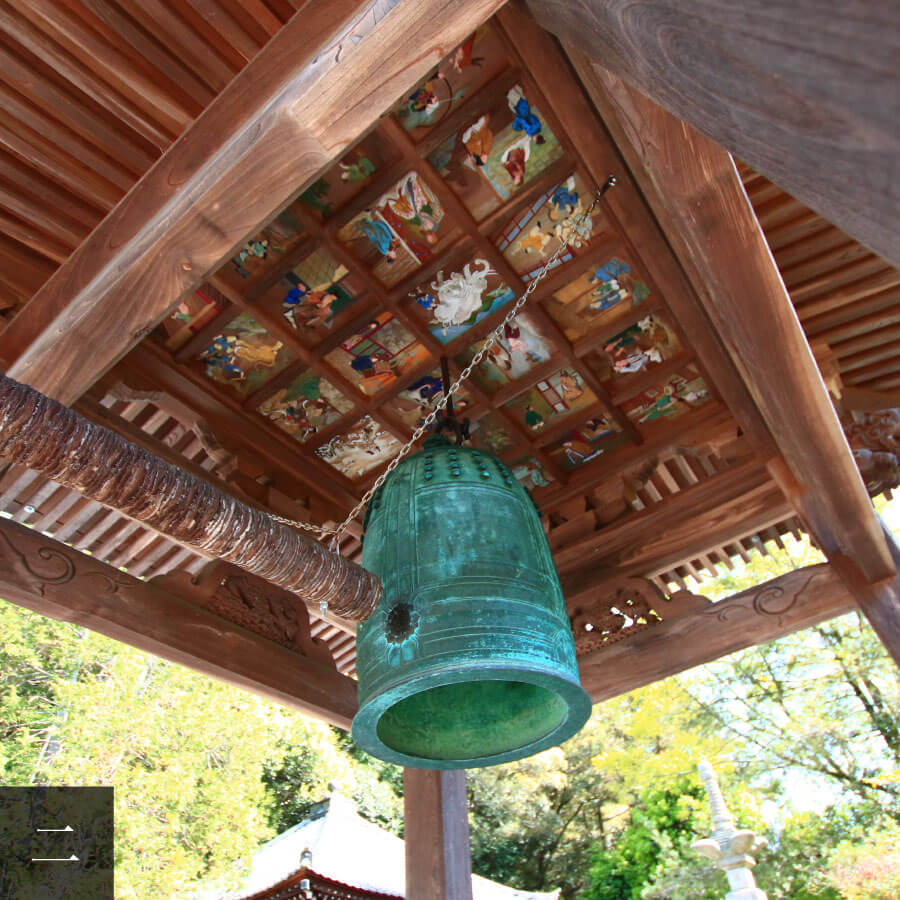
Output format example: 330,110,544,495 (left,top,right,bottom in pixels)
0,786,114,899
